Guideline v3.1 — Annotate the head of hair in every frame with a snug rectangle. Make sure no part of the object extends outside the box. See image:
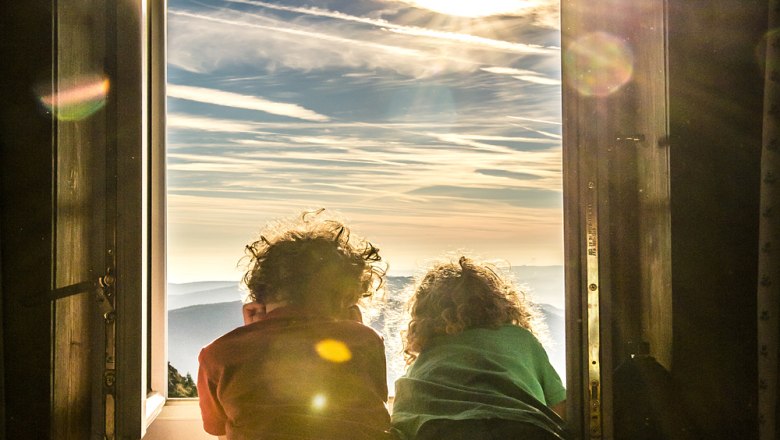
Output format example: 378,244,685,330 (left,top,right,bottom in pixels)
242,210,385,317
403,256,537,363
